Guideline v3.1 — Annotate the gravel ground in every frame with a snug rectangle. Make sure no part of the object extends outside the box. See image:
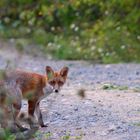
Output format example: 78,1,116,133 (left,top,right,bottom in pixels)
0,42,140,140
